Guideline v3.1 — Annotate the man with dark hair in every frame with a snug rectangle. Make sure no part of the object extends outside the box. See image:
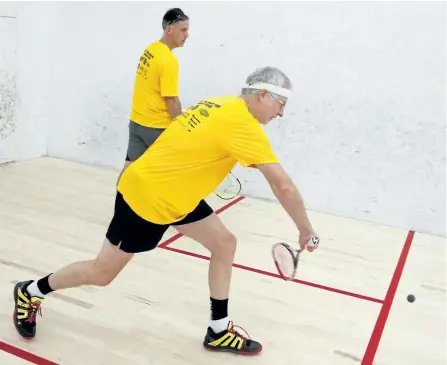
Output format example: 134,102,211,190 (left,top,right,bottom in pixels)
117,8,190,182
162,7,189,29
